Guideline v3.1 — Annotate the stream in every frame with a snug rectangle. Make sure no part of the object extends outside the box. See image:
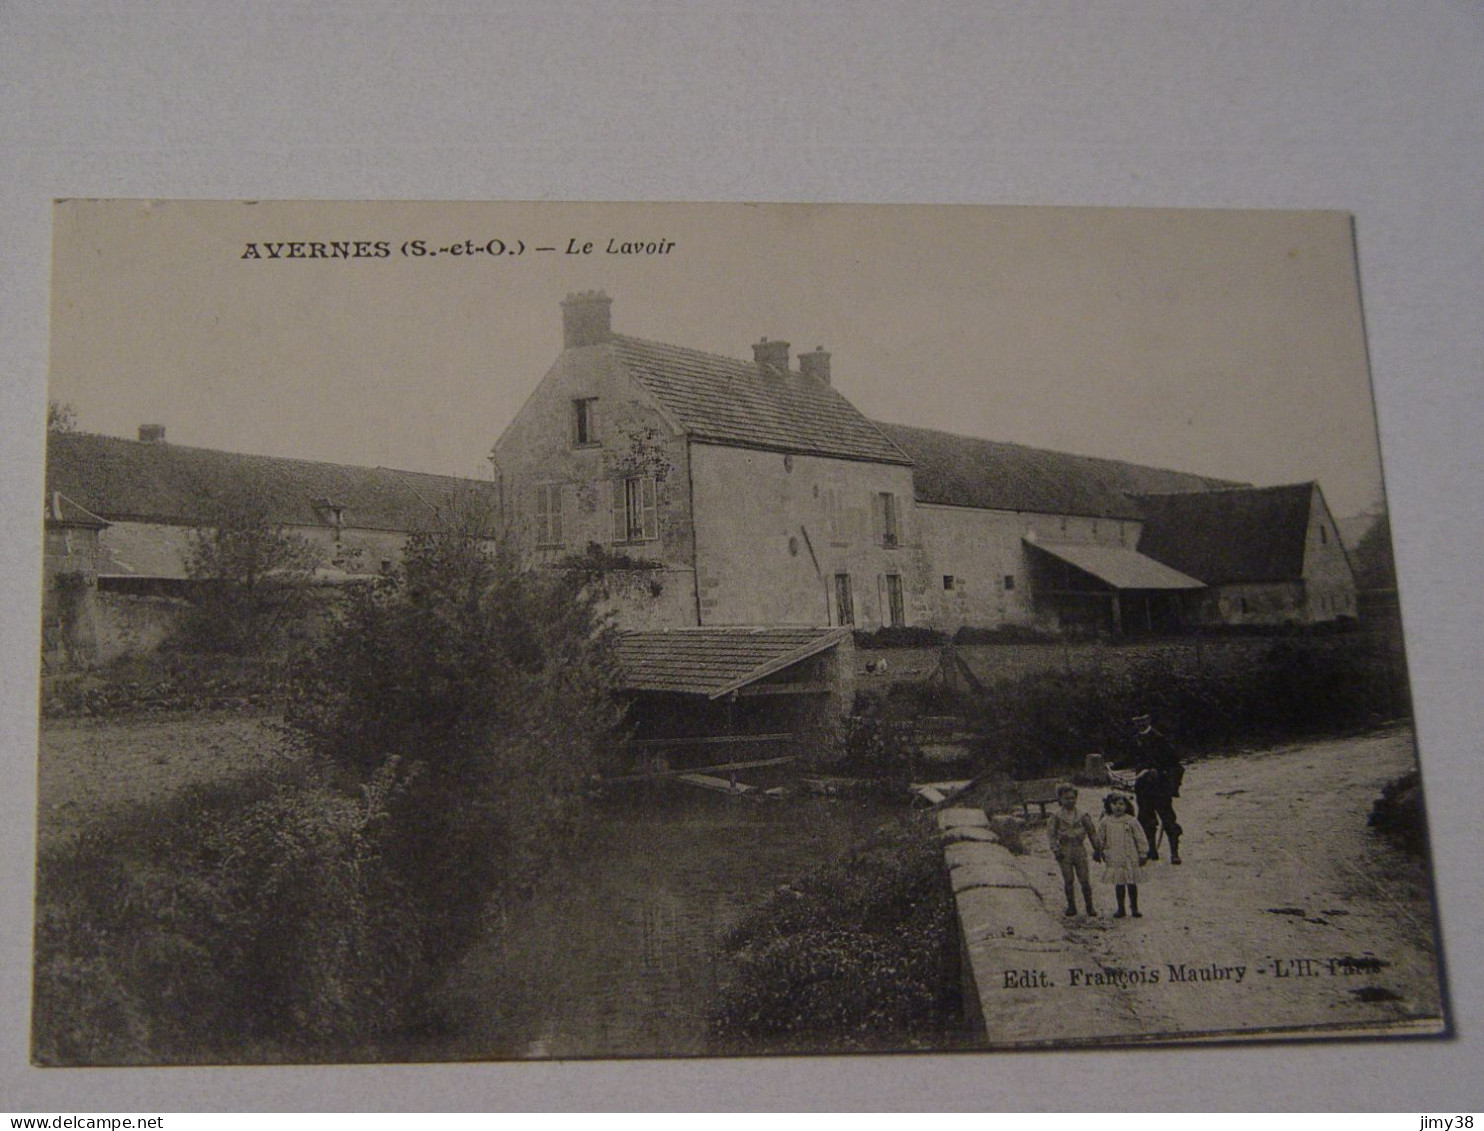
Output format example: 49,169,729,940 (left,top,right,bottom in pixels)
428,784,900,1060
